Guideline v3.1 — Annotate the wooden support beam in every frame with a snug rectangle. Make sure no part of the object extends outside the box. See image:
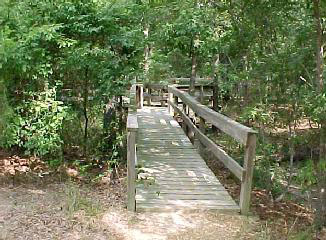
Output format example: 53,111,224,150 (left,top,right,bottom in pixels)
240,133,256,215
168,90,174,115
137,84,144,109
127,89,138,212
